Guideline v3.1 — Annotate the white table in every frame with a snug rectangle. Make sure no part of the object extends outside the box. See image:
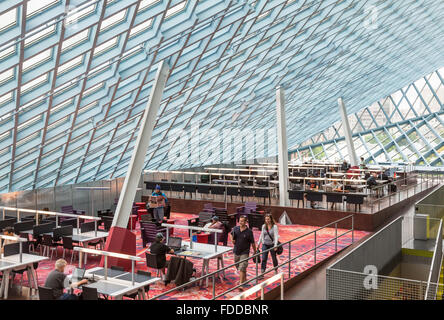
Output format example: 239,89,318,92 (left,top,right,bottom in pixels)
69,266,160,299
176,241,232,287
0,253,48,299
